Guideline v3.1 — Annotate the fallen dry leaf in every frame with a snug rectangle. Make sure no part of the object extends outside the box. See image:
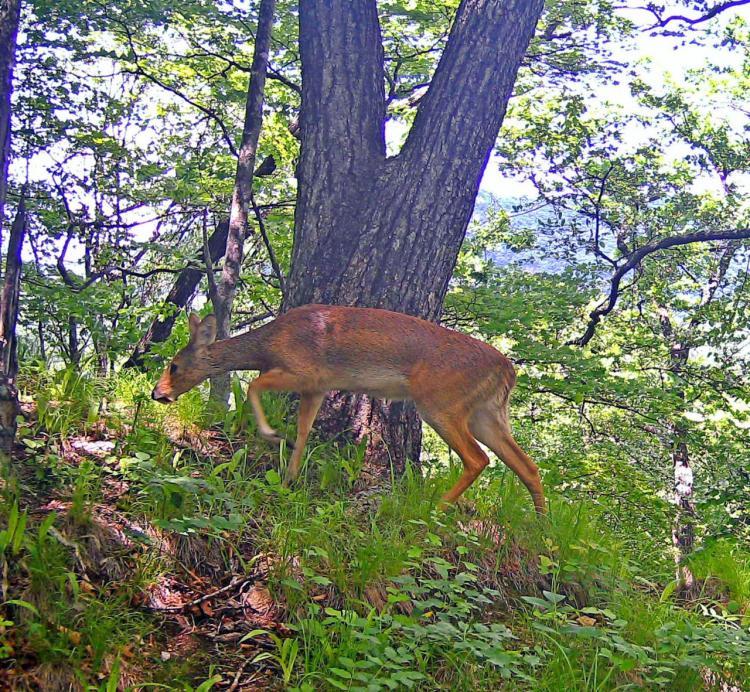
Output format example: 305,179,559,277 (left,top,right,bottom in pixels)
244,586,275,614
